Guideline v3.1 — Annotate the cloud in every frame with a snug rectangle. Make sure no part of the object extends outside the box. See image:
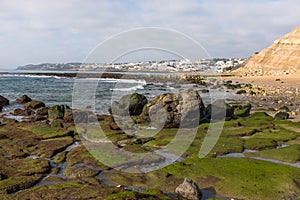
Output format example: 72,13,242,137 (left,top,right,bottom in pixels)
0,0,299,68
